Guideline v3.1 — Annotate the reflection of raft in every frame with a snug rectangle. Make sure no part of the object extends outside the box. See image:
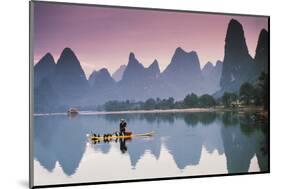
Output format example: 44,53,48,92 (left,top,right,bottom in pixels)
87,131,154,141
